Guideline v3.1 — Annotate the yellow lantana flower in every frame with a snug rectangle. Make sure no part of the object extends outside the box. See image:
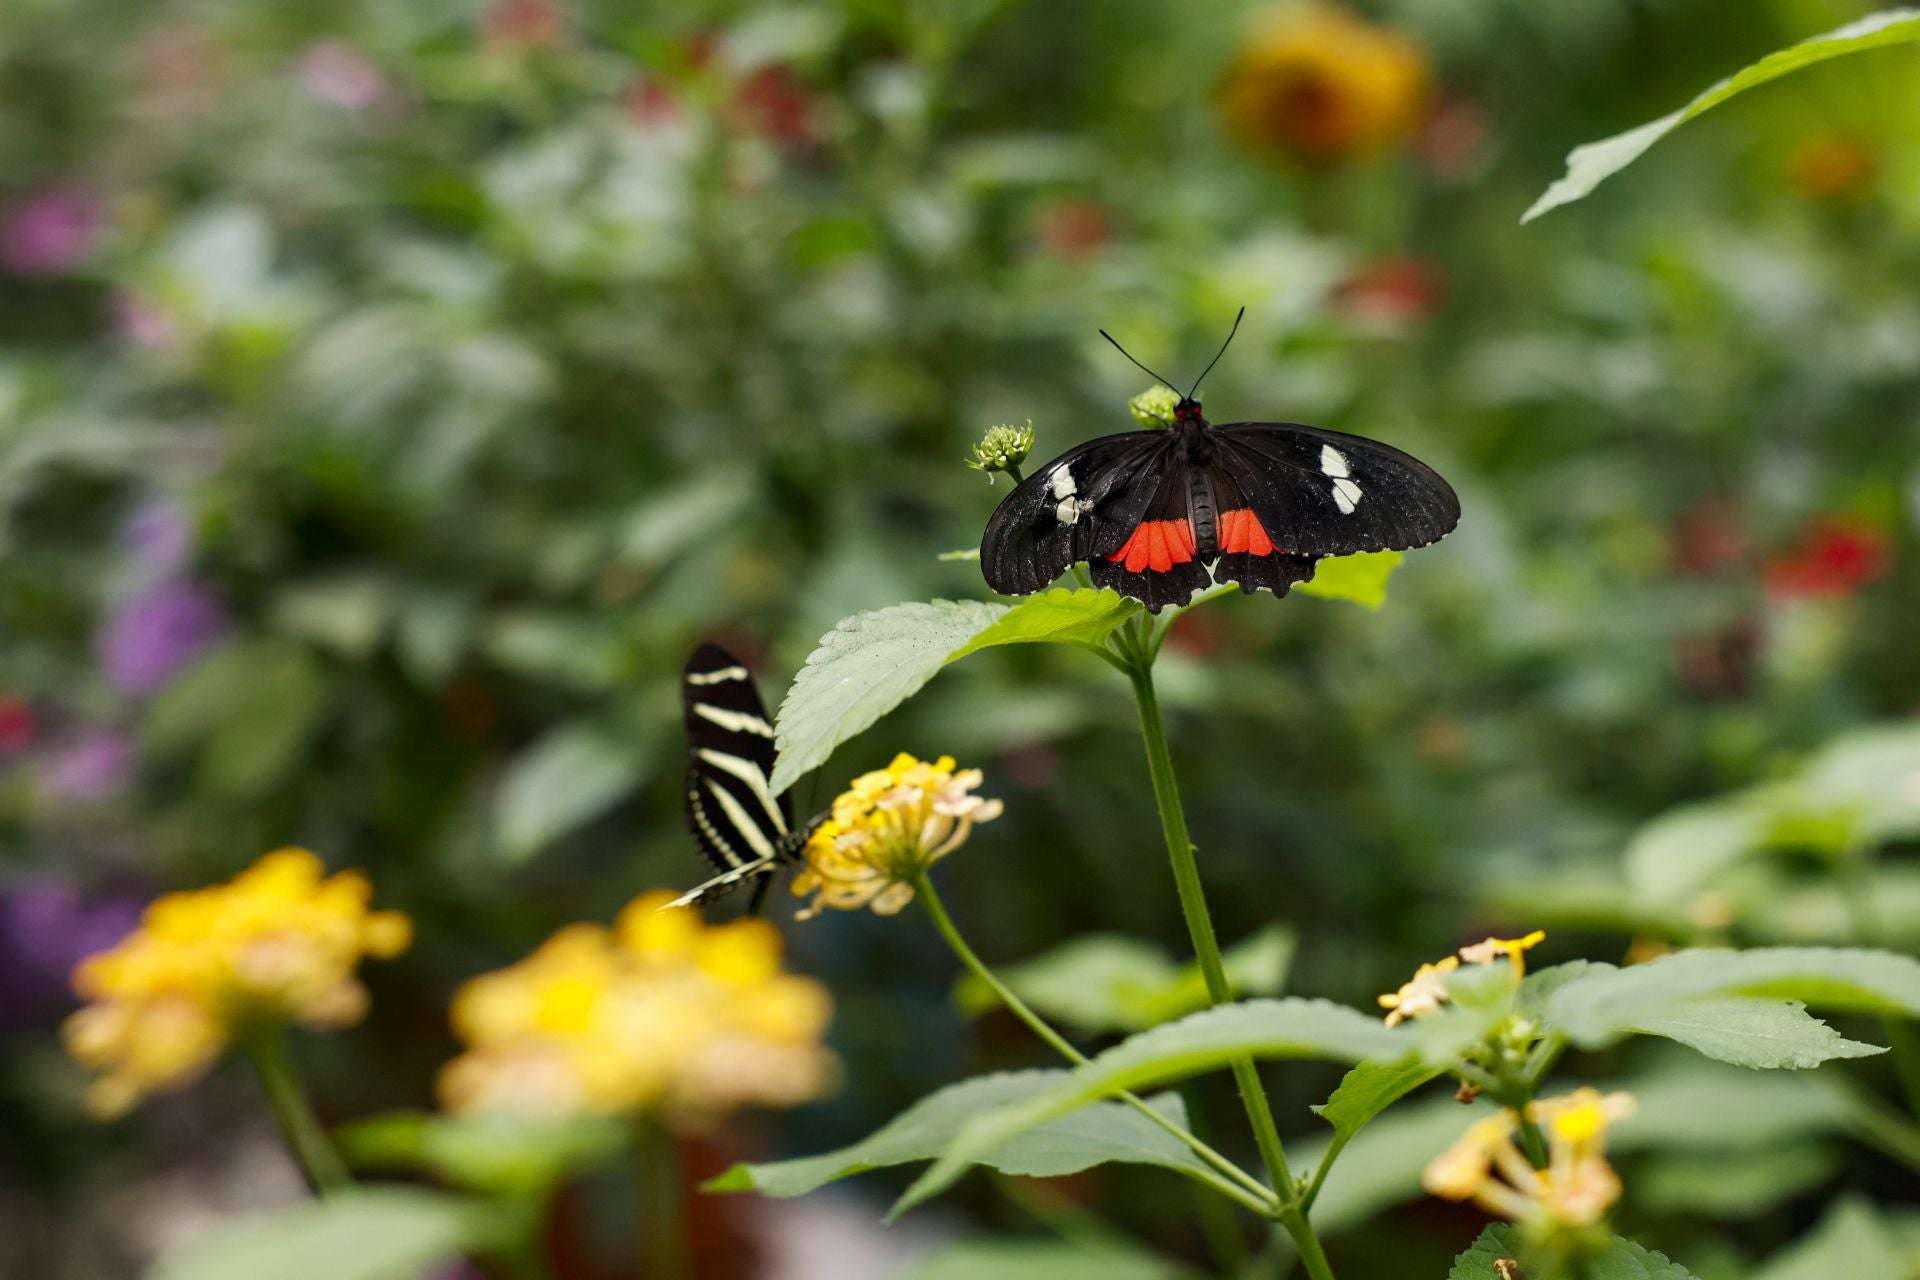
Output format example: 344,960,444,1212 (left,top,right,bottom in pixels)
1217,3,1428,165
1460,930,1546,981
1423,1088,1637,1230
439,890,835,1127
63,848,411,1118
1378,954,1457,1027
791,753,1002,919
